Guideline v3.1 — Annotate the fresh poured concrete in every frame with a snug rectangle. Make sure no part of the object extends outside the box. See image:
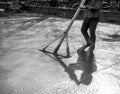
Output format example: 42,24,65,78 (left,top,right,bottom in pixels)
0,13,120,94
